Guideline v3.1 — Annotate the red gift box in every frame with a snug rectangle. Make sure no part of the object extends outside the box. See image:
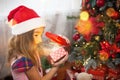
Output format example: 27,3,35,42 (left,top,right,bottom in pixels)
48,47,67,63
108,68,120,79
81,67,107,80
